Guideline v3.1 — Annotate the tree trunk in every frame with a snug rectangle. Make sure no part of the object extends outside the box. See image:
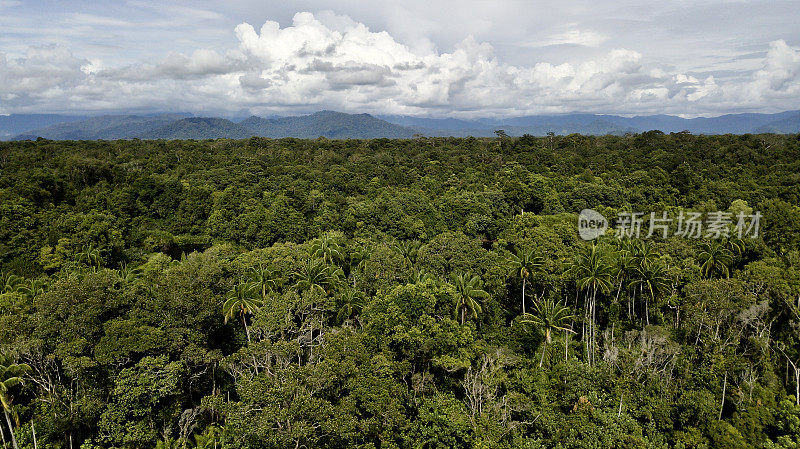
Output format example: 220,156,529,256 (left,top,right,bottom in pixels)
719,371,727,420
242,315,251,343
521,278,527,315
3,409,18,449
794,365,800,407
589,287,597,366
583,291,590,365
539,340,547,368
